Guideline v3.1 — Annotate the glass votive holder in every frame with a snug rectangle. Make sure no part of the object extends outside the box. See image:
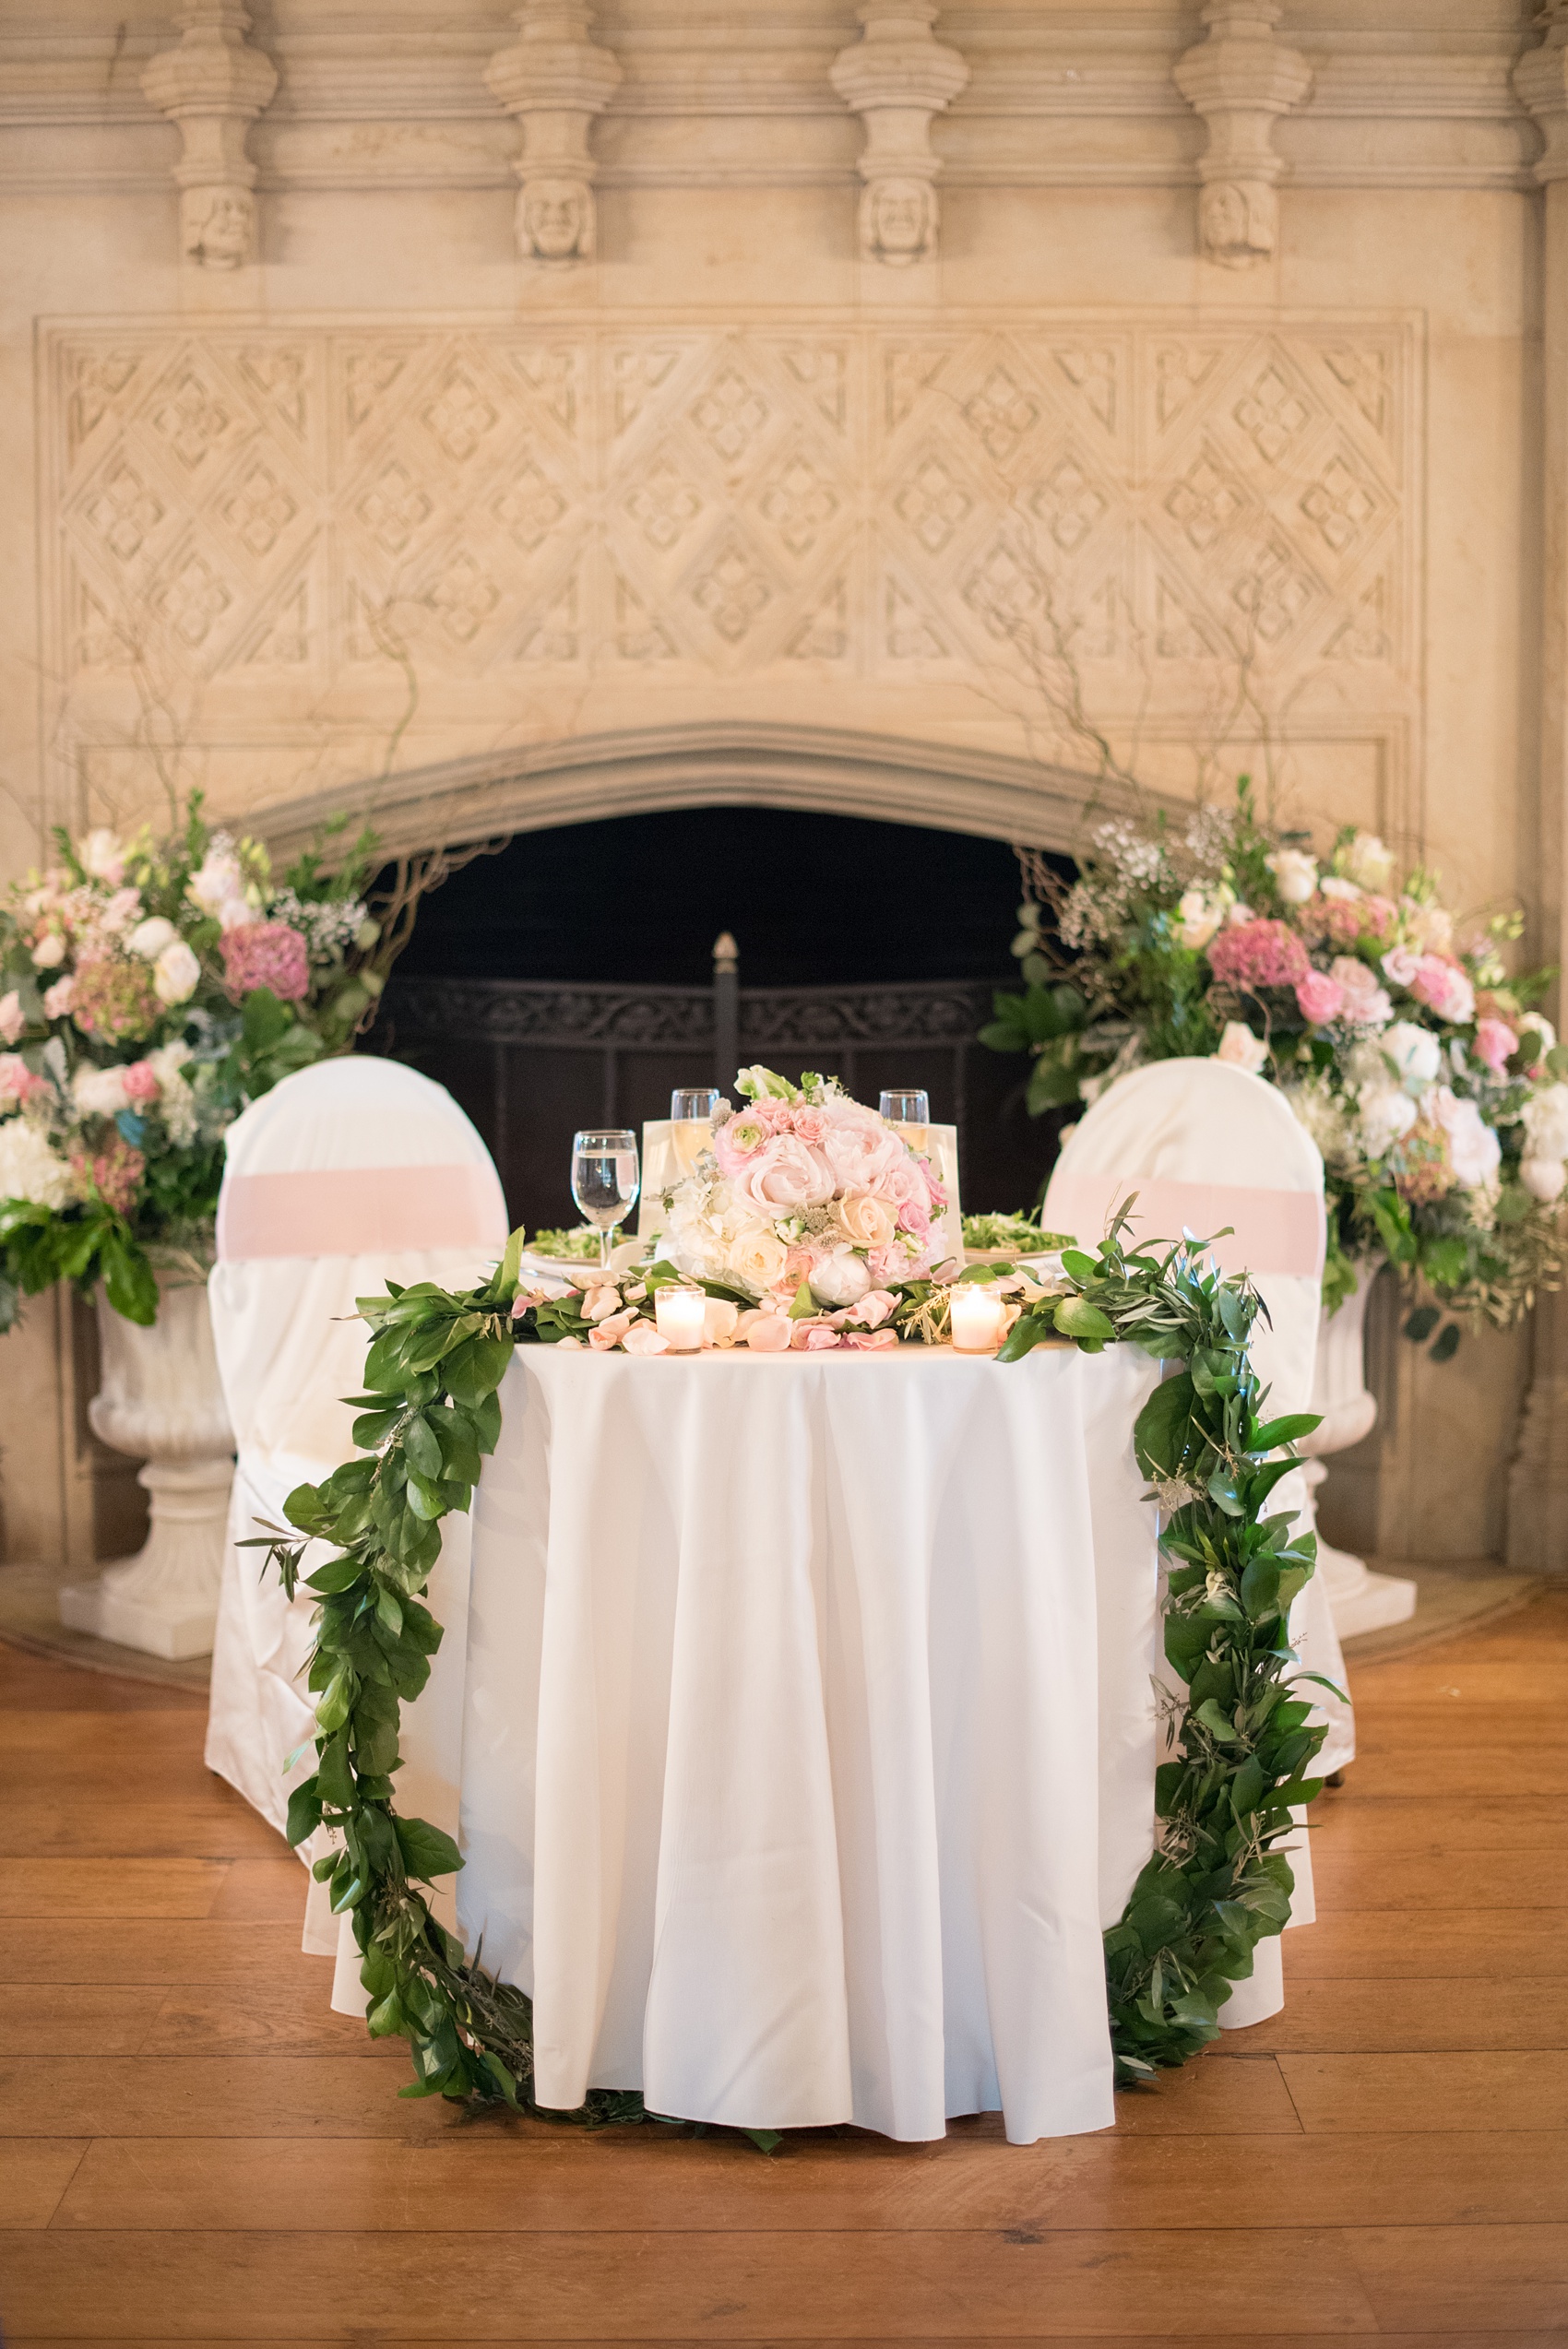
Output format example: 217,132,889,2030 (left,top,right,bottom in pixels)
654,1286,707,1351
949,1284,1004,1354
